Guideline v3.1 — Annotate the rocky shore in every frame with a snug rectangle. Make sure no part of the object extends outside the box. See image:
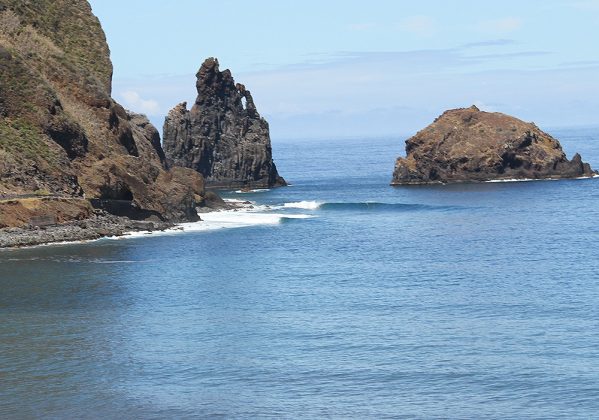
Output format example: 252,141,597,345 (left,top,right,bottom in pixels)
0,211,174,248
0,197,249,249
